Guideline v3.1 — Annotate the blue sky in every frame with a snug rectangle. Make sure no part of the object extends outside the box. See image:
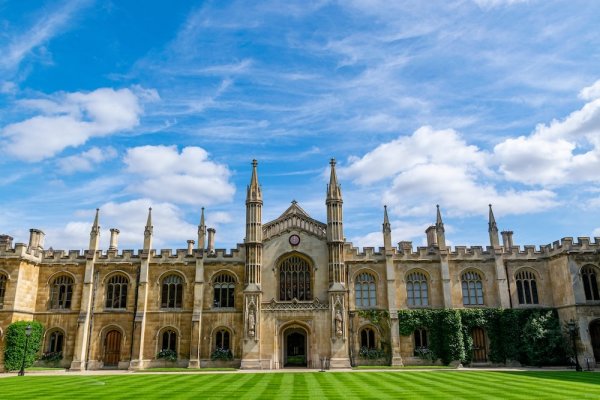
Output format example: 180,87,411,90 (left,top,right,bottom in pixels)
1,0,600,251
